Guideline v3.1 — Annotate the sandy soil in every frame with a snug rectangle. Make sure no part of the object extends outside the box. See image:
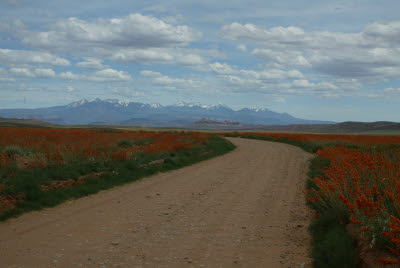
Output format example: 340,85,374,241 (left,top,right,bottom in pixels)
0,138,314,268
